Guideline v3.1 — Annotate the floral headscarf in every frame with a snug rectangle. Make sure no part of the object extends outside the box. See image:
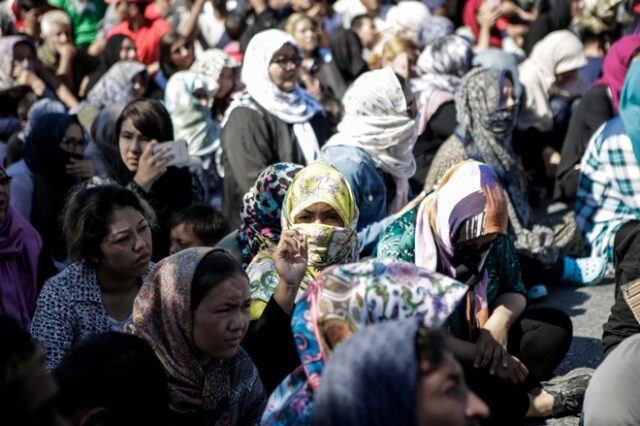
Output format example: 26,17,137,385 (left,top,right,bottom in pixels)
132,247,231,423
415,160,507,332
236,162,304,268
86,60,147,109
246,161,359,320
0,36,36,92
261,258,468,425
